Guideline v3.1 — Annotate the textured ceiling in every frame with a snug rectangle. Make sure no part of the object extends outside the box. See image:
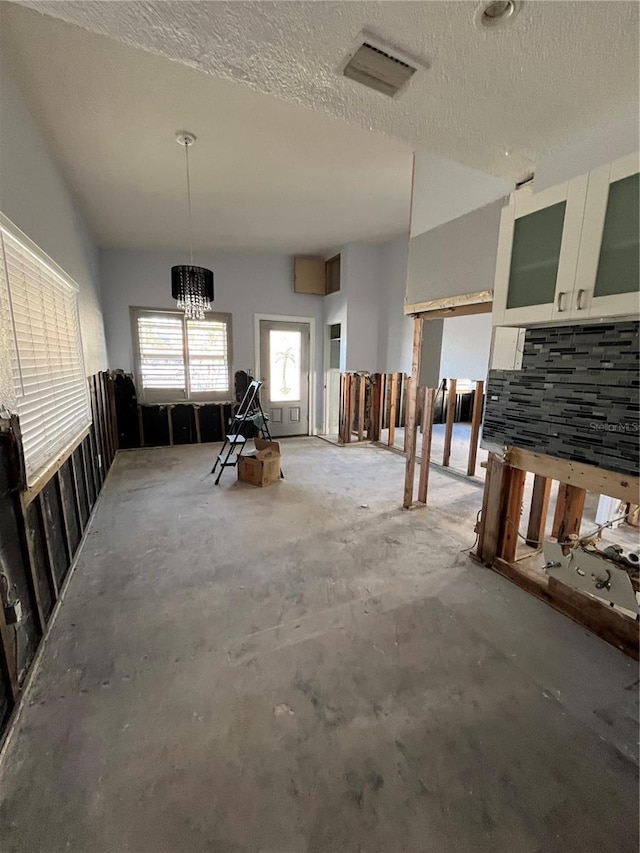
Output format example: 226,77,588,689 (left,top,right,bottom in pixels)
1,4,413,253
15,0,640,182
